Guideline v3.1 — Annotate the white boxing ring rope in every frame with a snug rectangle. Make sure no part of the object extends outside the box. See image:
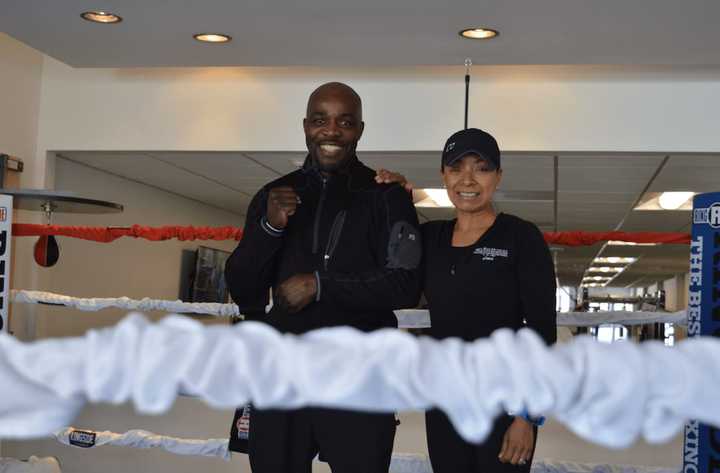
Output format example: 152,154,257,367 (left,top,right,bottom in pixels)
53,427,231,460
48,427,681,473
395,309,688,328
11,290,688,327
11,290,240,317
1,313,718,450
